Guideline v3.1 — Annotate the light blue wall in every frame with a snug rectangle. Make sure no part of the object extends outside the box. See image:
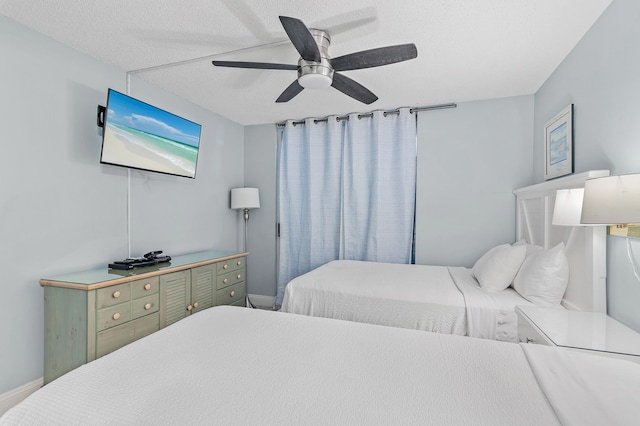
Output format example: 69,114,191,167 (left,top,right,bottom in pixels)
415,96,534,266
533,0,640,331
0,15,244,394
243,124,278,301
4,0,640,397
243,98,536,298
127,77,244,256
